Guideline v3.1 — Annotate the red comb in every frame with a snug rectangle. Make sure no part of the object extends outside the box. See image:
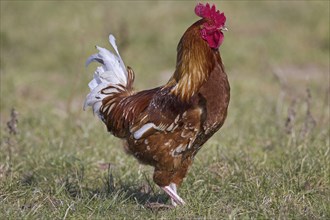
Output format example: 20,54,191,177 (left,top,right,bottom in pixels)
195,3,226,27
